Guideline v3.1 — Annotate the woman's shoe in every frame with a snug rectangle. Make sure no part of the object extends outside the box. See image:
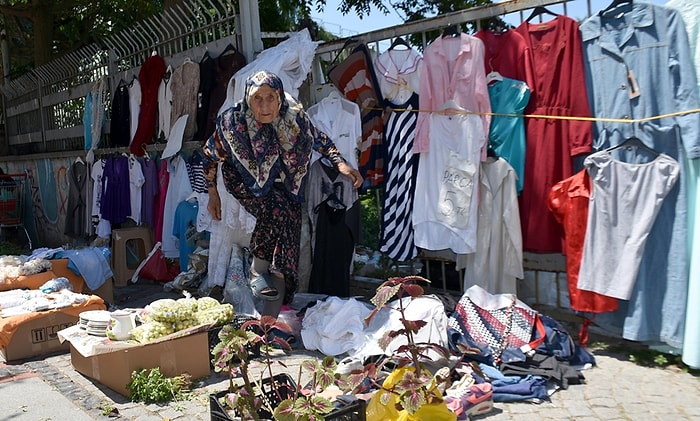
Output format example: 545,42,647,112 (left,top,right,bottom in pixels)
249,271,280,301
445,382,494,420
